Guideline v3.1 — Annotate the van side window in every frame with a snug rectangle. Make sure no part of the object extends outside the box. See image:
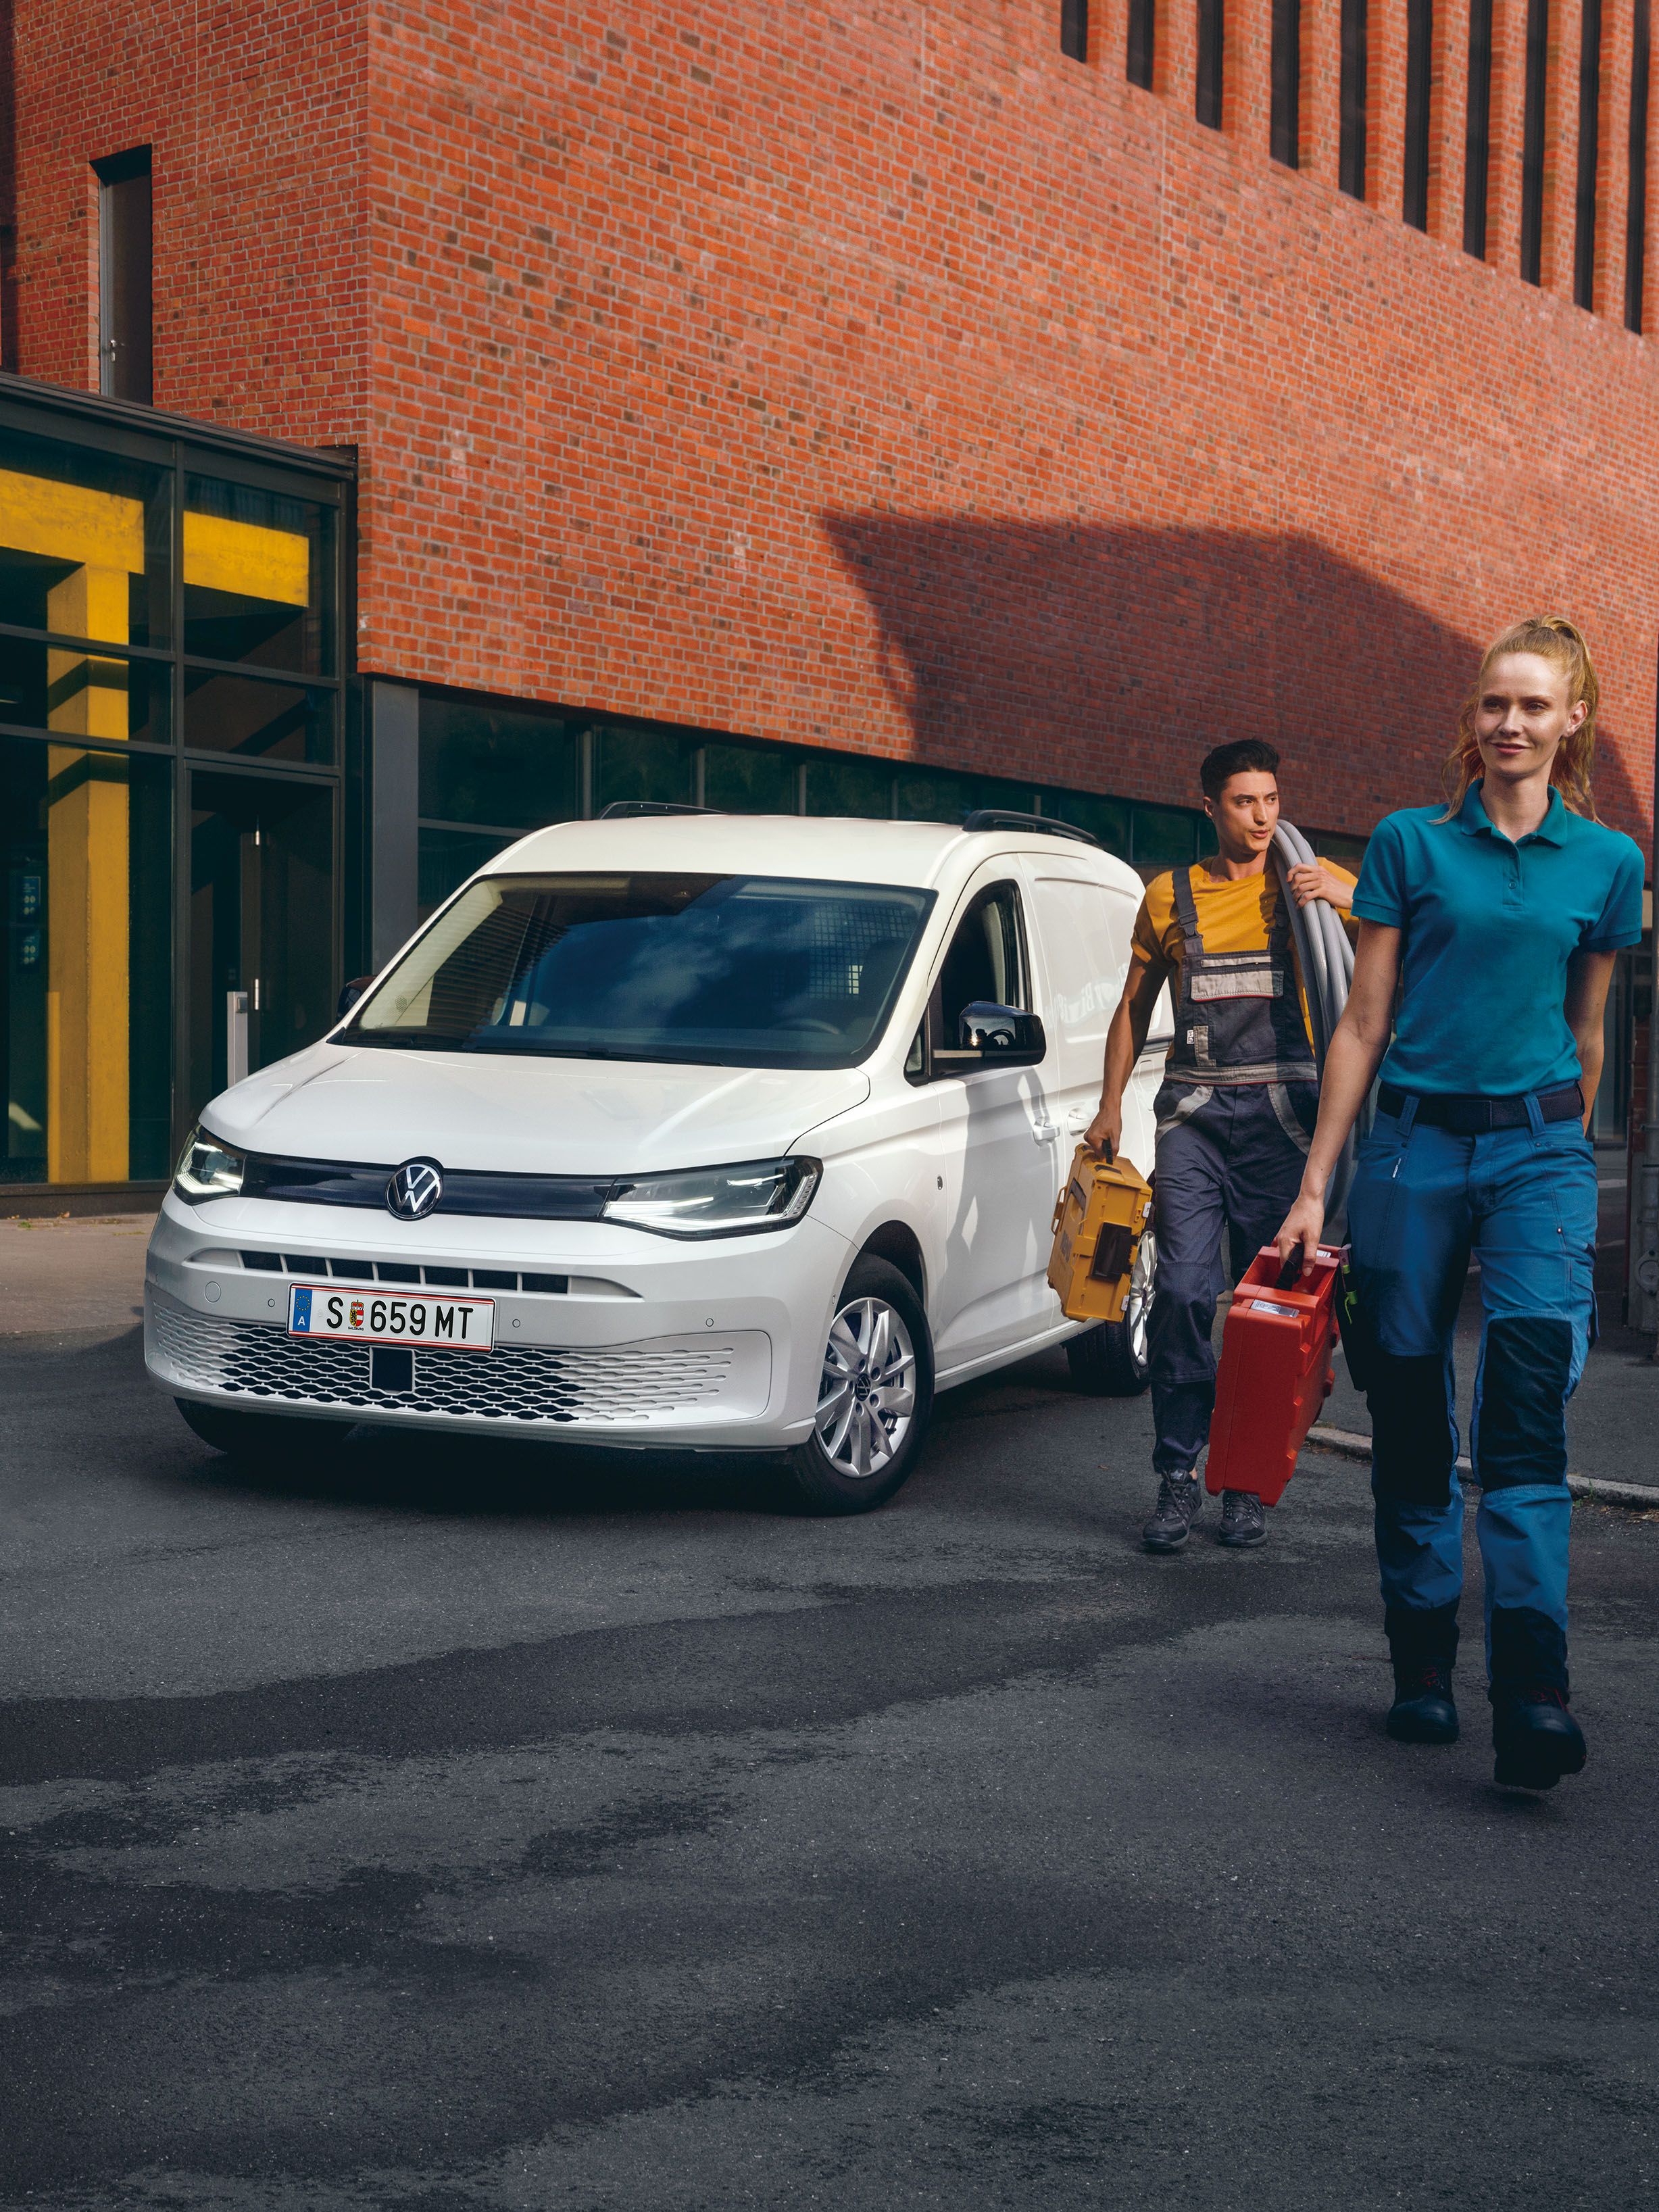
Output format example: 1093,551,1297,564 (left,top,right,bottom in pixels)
932,882,1027,1054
